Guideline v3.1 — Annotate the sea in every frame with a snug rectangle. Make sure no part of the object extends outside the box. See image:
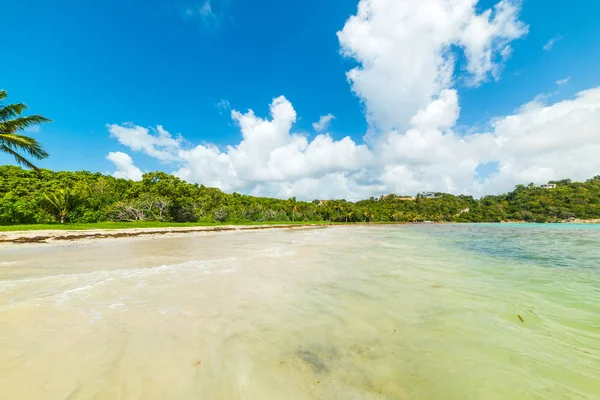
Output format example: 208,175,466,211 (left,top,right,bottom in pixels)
1,224,599,399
